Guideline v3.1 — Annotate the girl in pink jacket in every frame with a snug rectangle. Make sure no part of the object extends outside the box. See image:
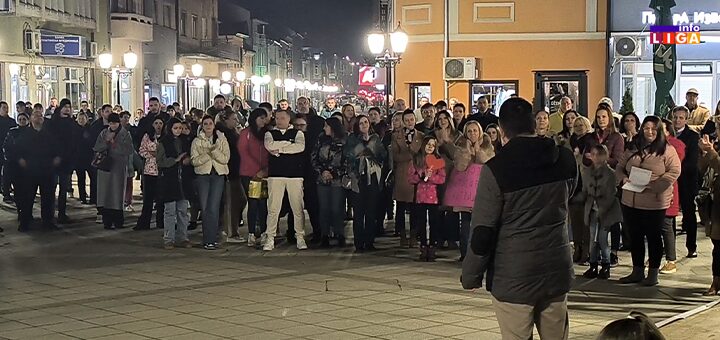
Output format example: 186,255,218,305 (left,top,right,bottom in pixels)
408,136,446,261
